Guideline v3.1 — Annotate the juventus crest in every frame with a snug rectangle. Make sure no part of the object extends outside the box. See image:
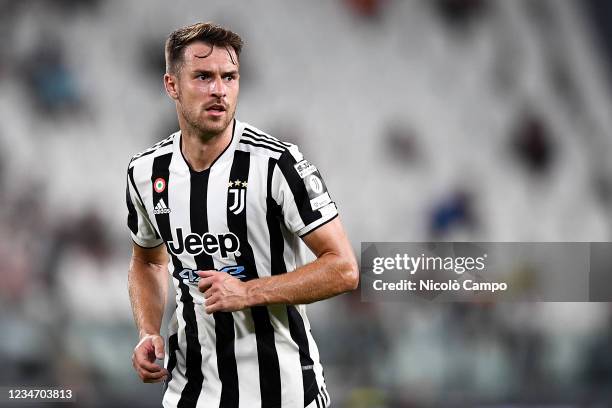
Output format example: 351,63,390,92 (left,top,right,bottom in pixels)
228,179,247,215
